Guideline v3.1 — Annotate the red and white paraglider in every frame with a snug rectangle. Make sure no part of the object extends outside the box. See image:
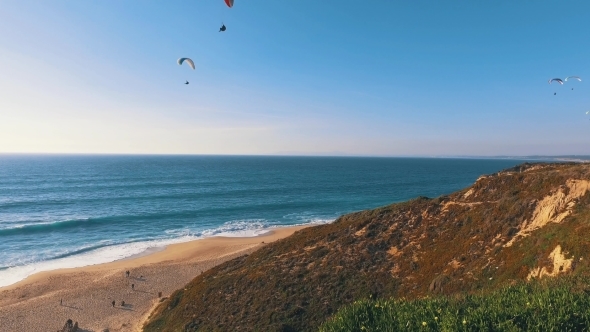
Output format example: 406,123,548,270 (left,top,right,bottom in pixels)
220,0,233,31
